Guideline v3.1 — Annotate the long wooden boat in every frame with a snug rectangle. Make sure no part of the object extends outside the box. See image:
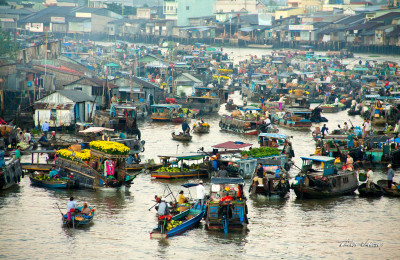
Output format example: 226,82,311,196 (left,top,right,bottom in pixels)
150,207,205,239
171,133,192,141
320,105,345,113
377,180,400,197
22,163,54,173
357,183,383,197
151,104,185,123
249,174,290,198
292,156,358,199
0,154,23,190
271,109,312,130
29,173,74,189
151,154,208,179
219,115,260,135
62,206,95,227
